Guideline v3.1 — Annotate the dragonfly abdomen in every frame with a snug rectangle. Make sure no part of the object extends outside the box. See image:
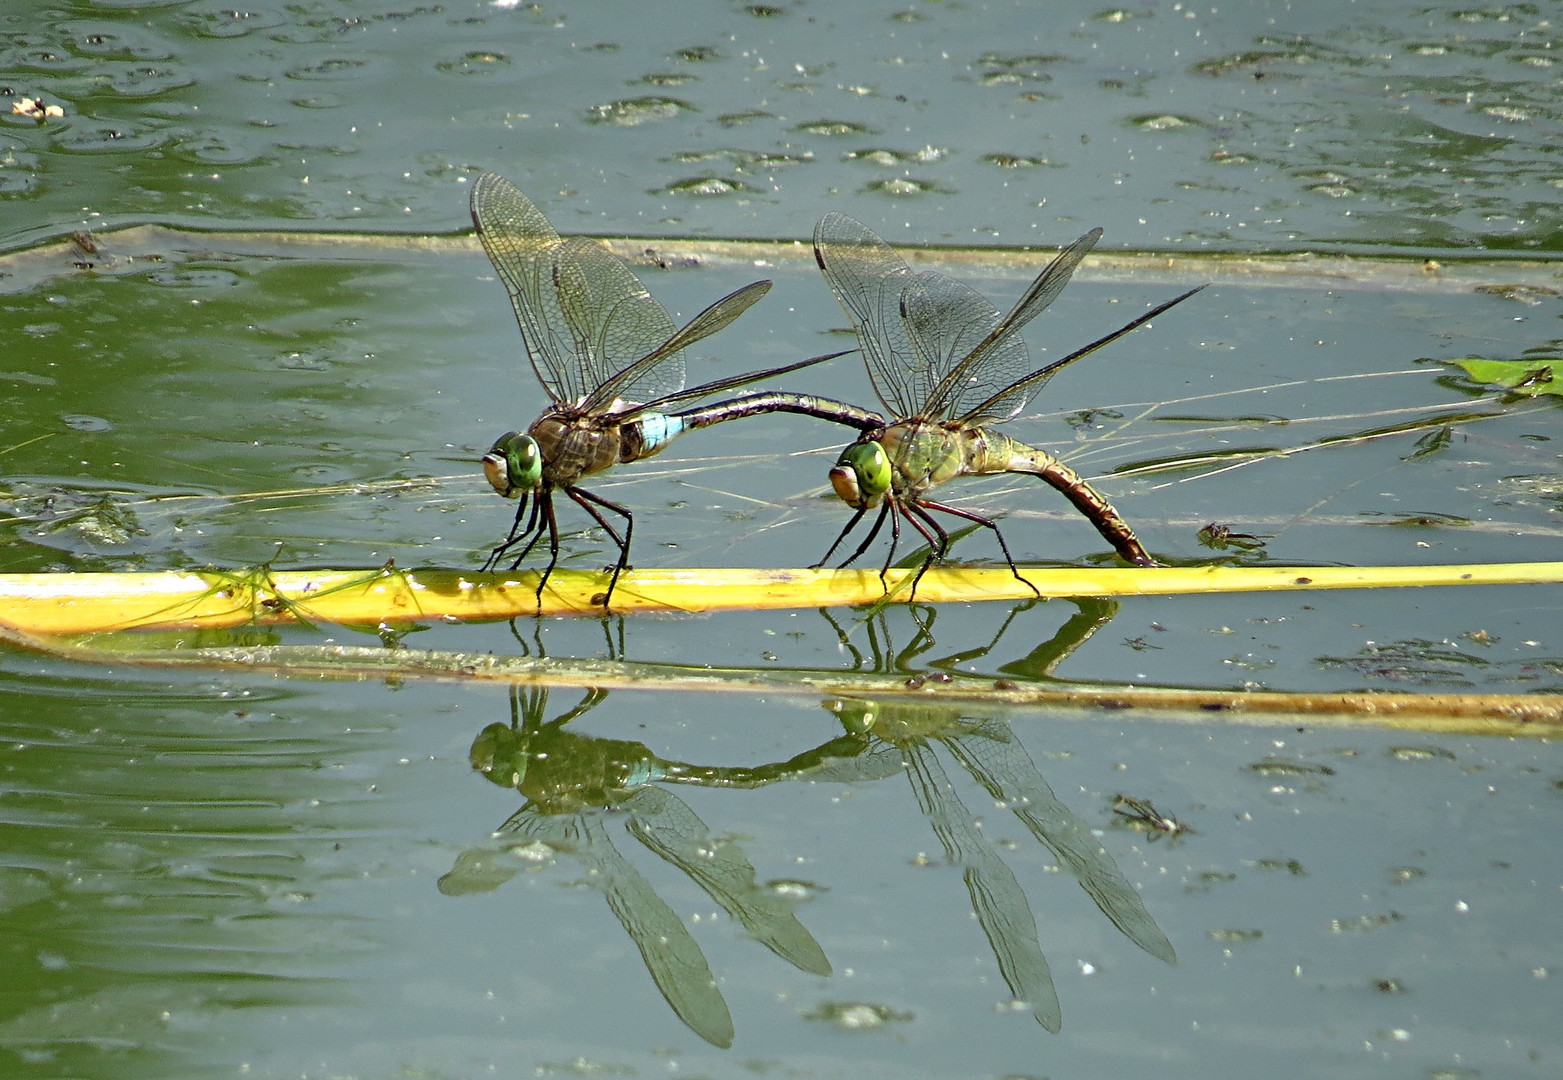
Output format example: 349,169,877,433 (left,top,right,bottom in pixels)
675,392,882,433
997,433,1158,566
631,411,690,458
